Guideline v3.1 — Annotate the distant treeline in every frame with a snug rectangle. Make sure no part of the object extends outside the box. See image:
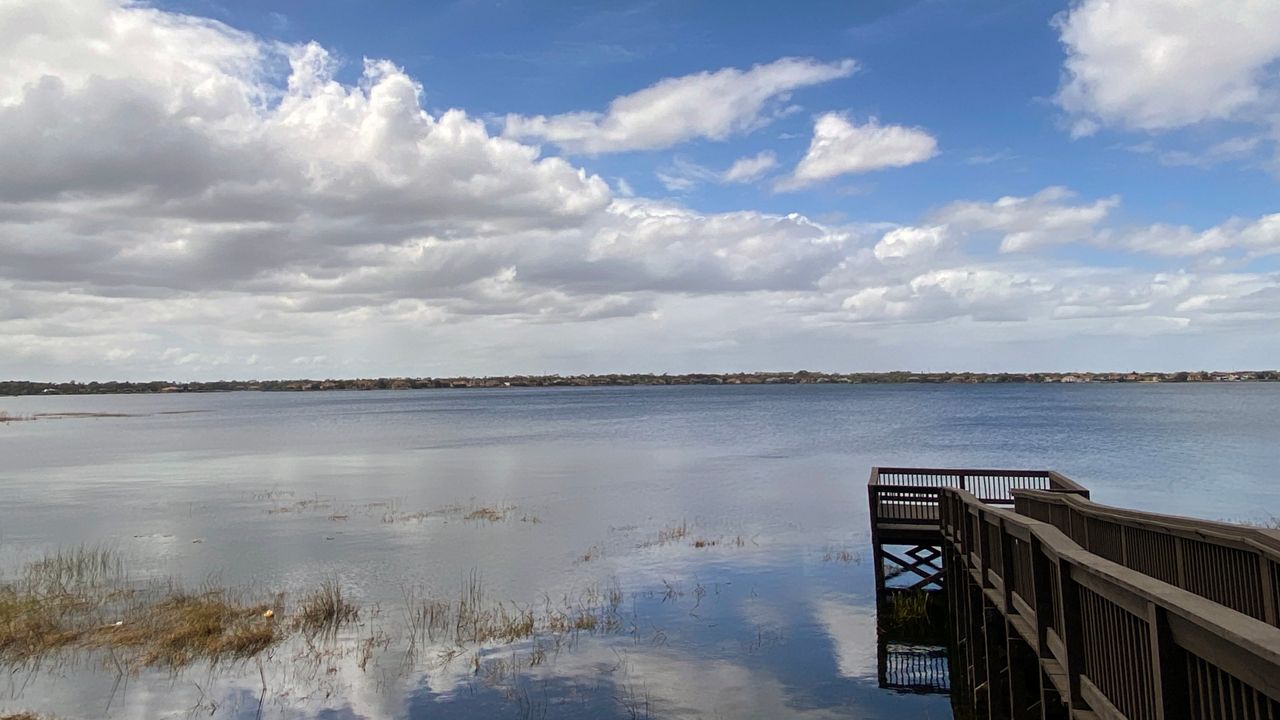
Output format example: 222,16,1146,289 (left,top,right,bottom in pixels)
3,370,1278,396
